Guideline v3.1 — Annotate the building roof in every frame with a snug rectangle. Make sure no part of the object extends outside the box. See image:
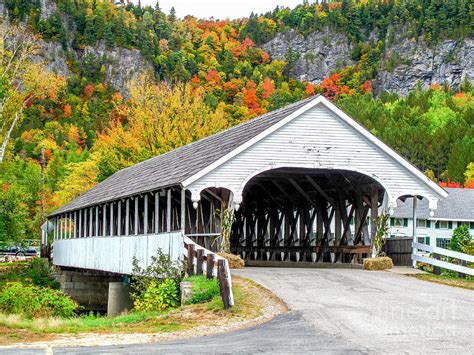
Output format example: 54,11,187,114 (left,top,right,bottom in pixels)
50,96,318,216
392,188,474,221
